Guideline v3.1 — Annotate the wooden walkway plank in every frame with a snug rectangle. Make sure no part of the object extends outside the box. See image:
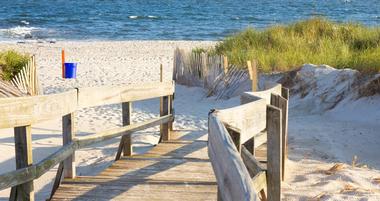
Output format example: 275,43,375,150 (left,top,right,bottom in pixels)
51,138,218,201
